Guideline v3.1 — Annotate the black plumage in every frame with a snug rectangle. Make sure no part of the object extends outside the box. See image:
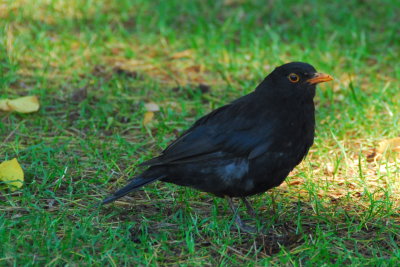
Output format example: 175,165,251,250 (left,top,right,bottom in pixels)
103,62,333,232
